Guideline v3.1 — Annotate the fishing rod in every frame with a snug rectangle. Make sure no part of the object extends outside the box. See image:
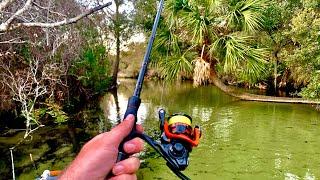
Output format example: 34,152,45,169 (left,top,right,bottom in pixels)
116,0,165,162
115,0,202,179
